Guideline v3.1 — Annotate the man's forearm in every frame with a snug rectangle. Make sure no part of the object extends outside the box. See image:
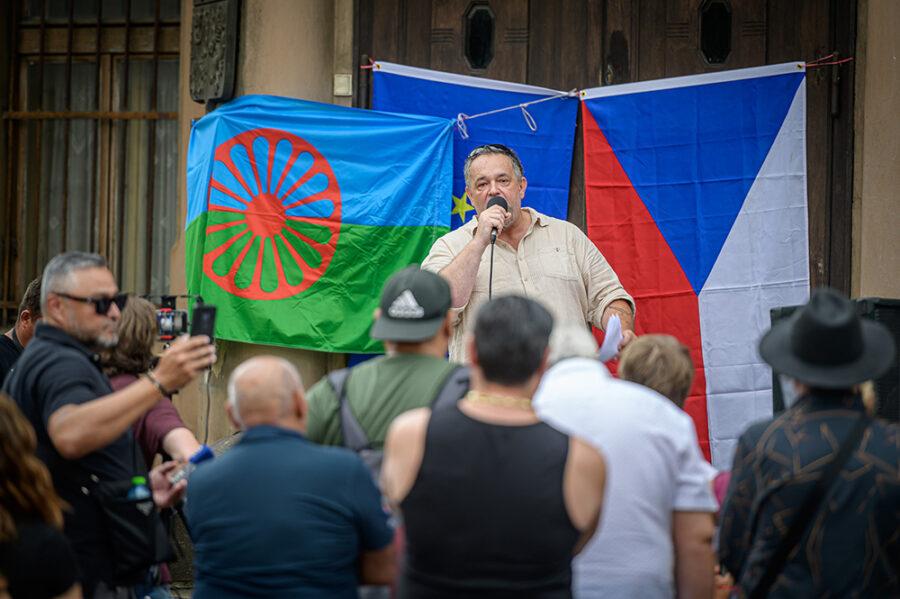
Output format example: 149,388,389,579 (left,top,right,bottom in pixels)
673,511,715,599
162,427,202,462
602,299,635,331
440,238,489,308
48,379,163,459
